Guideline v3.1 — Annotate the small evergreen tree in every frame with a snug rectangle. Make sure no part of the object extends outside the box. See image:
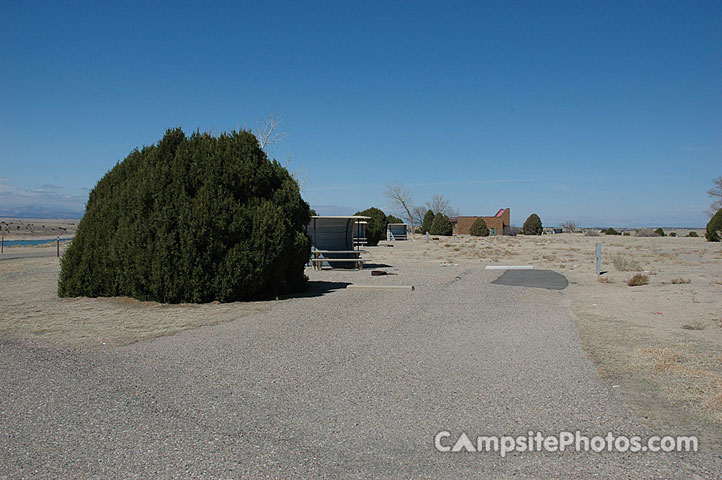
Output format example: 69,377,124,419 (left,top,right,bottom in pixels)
421,209,435,234
522,214,543,235
706,208,722,242
469,217,489,237
688,231,699,237
59,128,311,303
604,227,620,235
355,207,387,246
430,213,453,236
655,227,666,237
